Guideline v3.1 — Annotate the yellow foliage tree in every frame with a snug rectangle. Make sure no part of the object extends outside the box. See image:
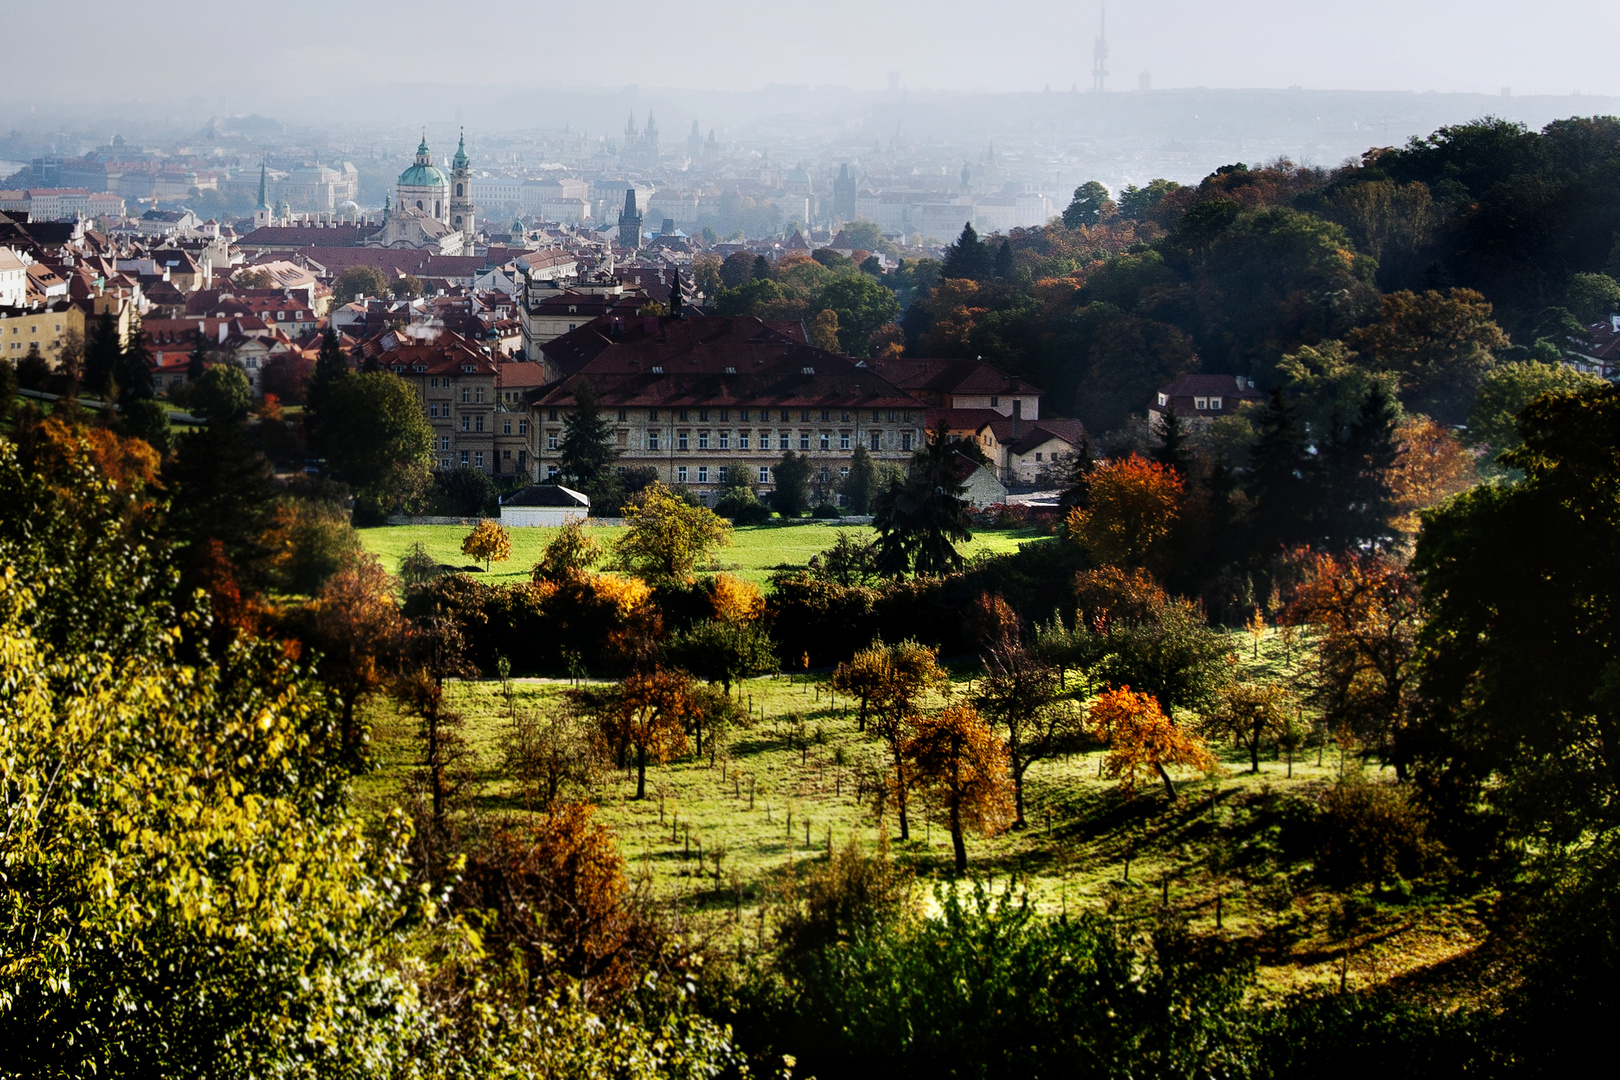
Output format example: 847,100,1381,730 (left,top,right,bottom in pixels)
1091,686,1214,801
904,705,1015,872
1389,416,1476,535
709,572,764,623
612,482,732,583
462,519,512,571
